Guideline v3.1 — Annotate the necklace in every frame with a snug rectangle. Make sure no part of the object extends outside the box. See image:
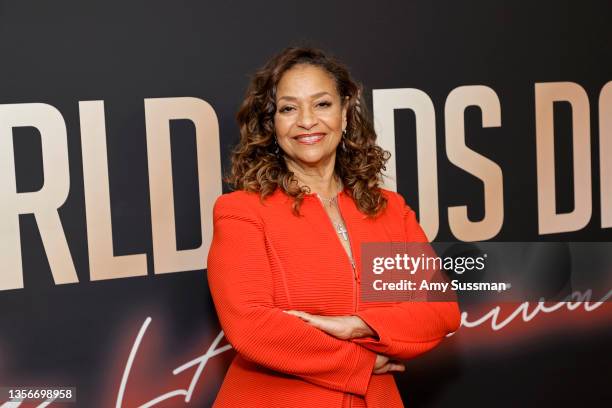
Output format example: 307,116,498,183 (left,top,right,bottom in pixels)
315,179,344,208
315,181,350,241
333,221,349,241
317,194,338,208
